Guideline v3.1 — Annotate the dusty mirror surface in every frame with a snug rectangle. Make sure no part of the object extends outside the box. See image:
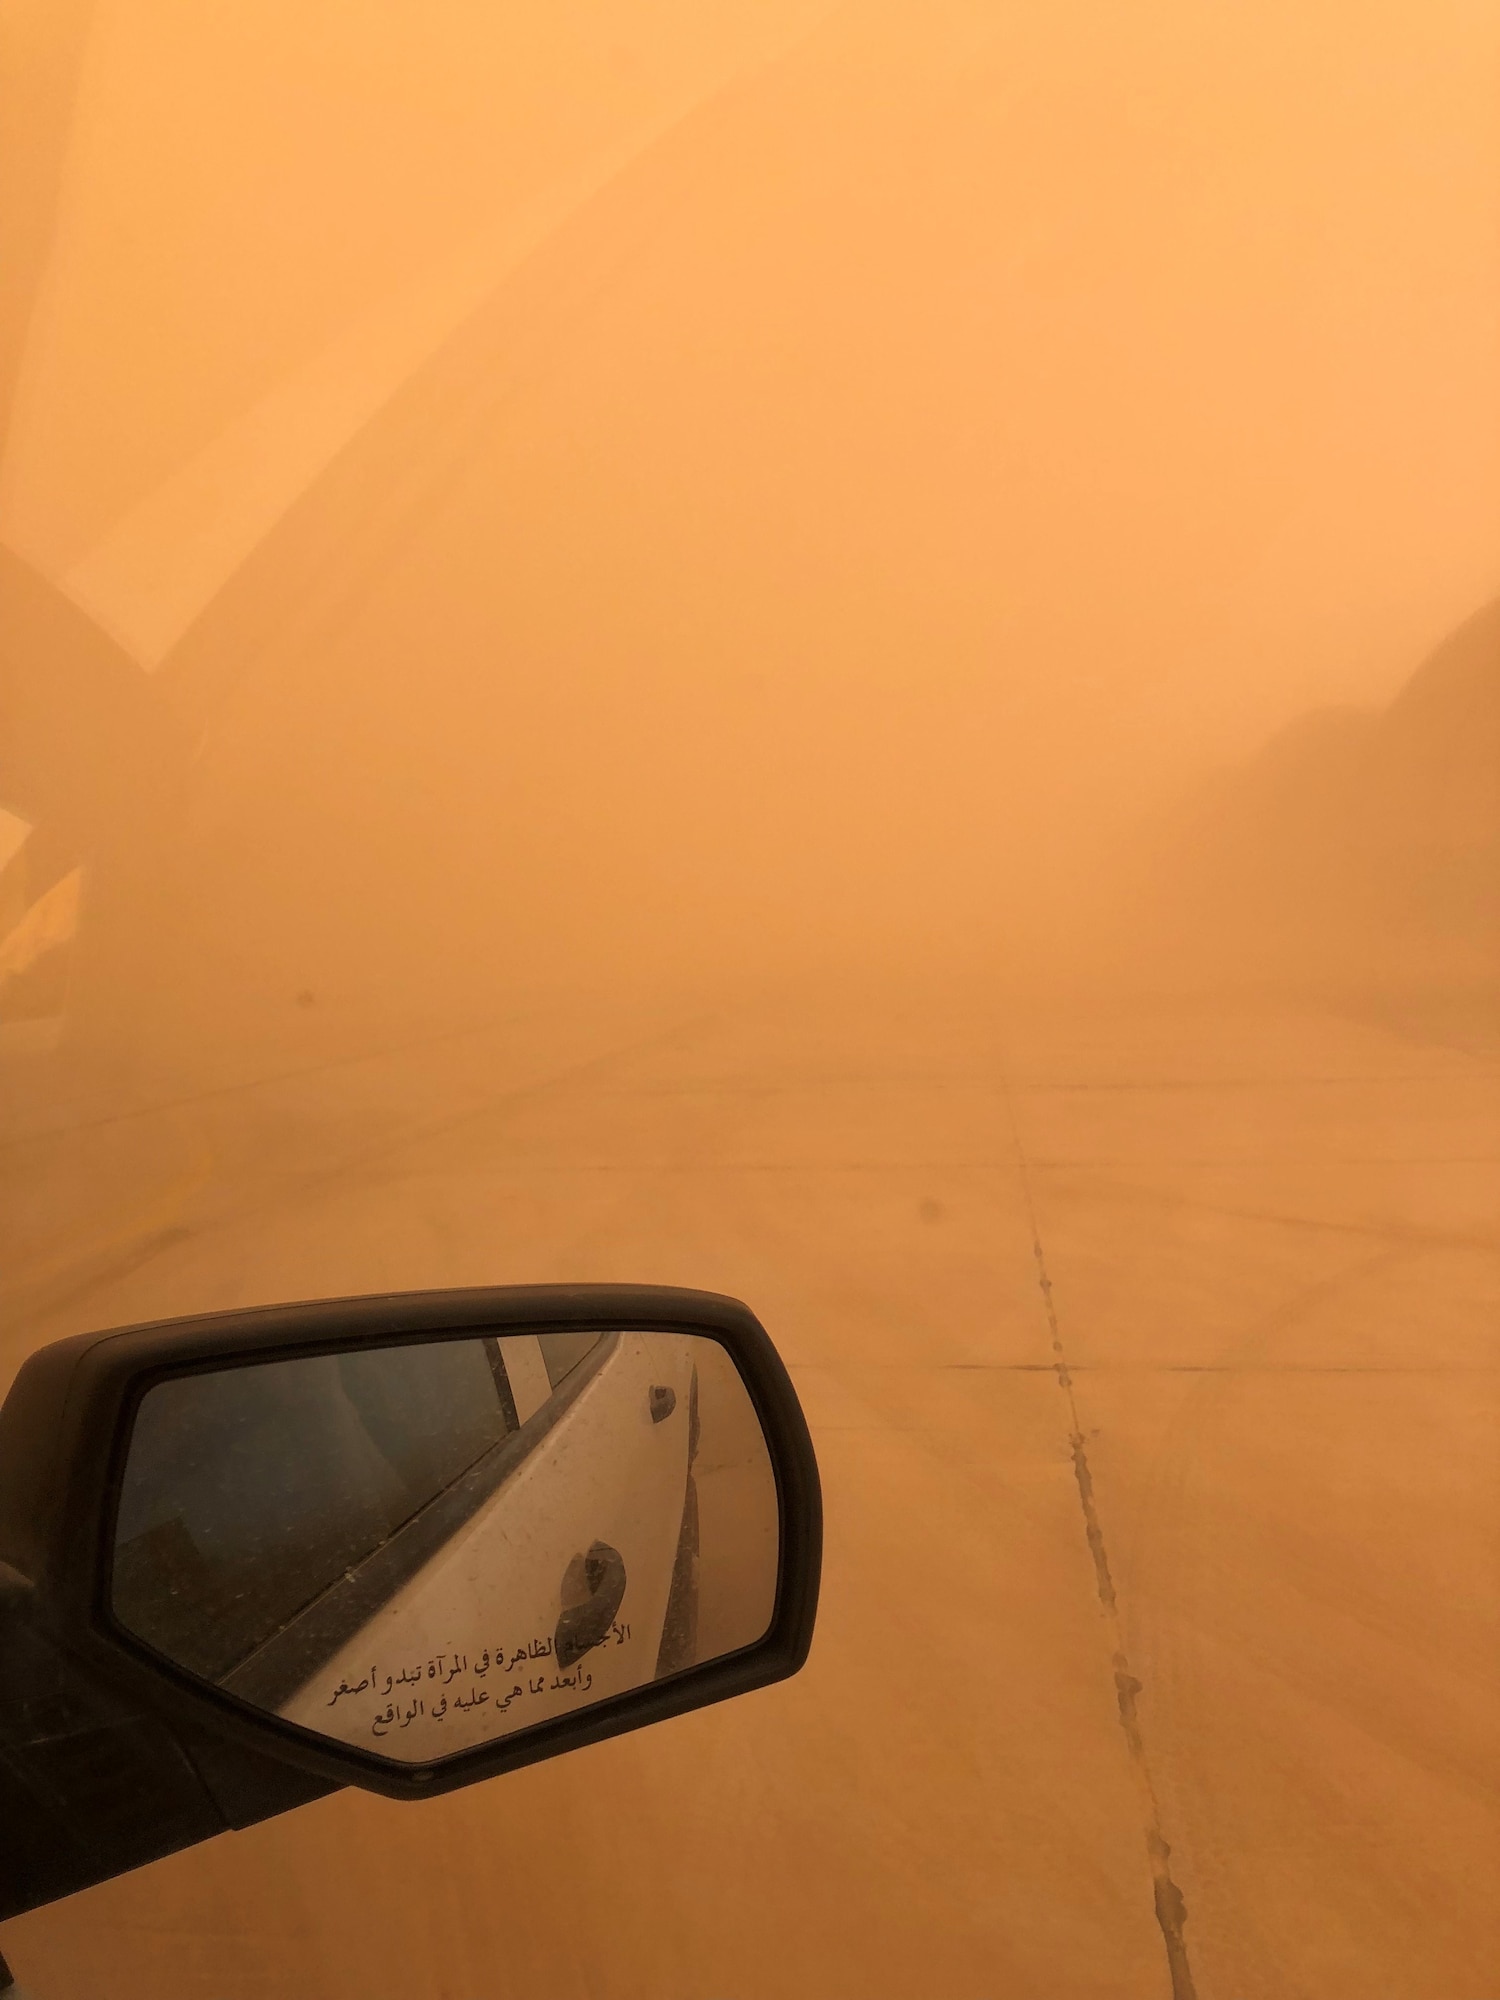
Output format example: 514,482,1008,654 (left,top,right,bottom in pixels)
110,1331,779,1761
